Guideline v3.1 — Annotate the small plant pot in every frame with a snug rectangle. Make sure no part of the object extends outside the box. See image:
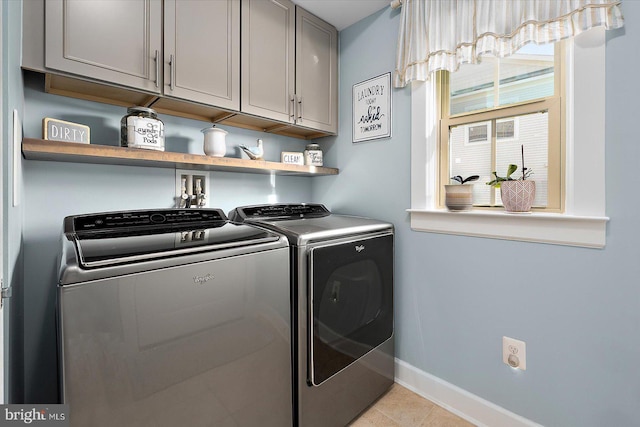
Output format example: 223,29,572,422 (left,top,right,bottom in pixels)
444,184,474,211
500,180,536,212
